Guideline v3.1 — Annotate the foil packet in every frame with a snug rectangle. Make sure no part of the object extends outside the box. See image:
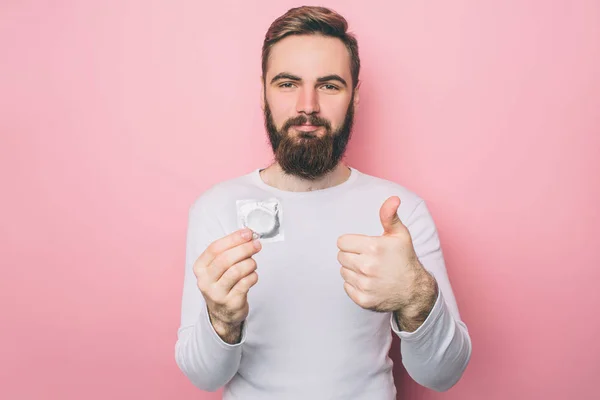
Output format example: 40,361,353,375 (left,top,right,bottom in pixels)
236,198,284,243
